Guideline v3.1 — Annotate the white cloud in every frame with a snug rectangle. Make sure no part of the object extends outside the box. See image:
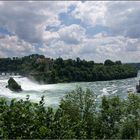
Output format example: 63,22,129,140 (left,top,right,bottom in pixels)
42,31,59,45
0,1,73,43
0,1,139,62
39,31,140,62
72,1,140,38
0,35,35,57
105,1,140,38
72,1,106,26
58,24,86,44
78,34,140,62
39,41,76,59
